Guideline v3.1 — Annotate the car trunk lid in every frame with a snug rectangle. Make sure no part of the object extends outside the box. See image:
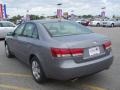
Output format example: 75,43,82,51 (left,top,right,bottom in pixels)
52,33,110,63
